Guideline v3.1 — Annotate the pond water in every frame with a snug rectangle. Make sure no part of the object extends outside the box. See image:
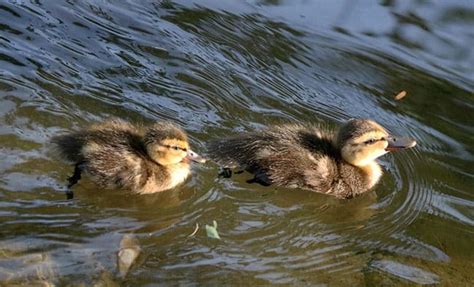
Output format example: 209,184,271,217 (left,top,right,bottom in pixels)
0,0,473,285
